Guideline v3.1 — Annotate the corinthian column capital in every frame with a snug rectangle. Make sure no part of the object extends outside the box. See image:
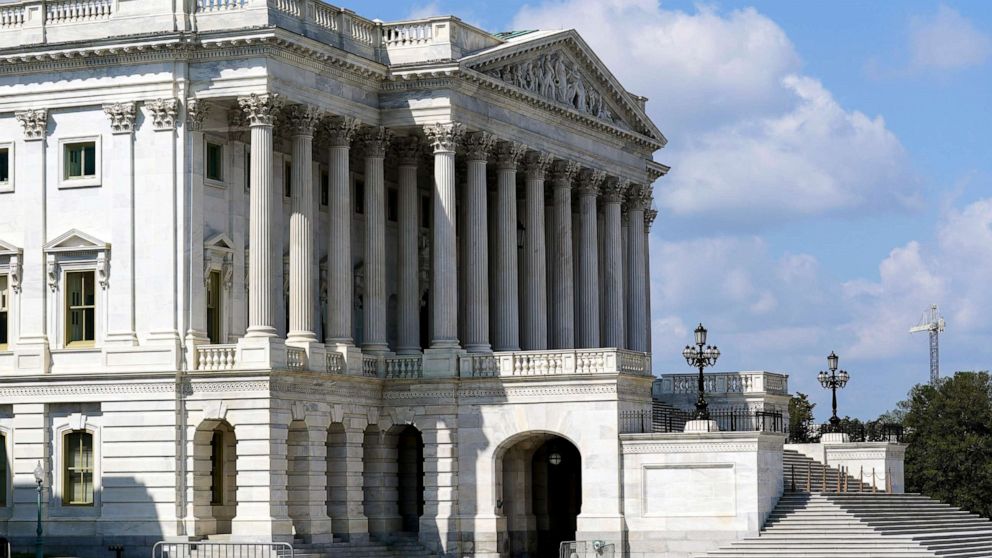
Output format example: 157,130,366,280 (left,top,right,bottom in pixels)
283,104,323,137
625,184,653,210
321,116,361,148
359,126,392,158
238,93,283,127
463,131,496,162
185,99,208,132
551,160,580,186
423,122,464,152
393,136,422,166
645,208,659,232
15,109,48,141
600,177,629,203
146,98,178,131
576,168,606,195
524,151,553,179
494,140,527,170
104,102,137,135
